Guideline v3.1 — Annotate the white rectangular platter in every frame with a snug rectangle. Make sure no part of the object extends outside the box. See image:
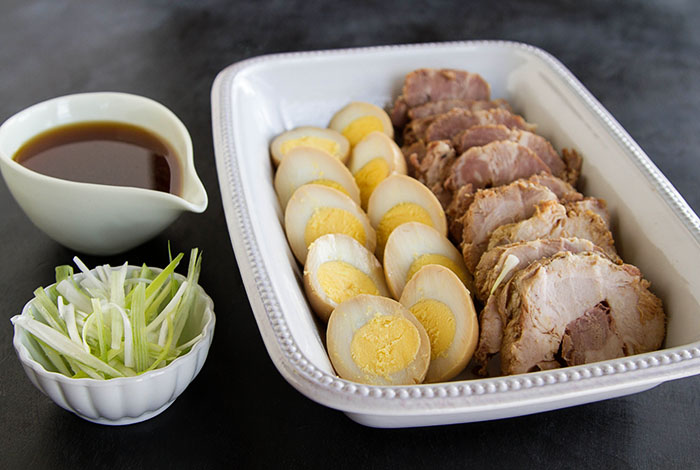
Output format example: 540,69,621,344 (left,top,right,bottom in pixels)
211,41,700,428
